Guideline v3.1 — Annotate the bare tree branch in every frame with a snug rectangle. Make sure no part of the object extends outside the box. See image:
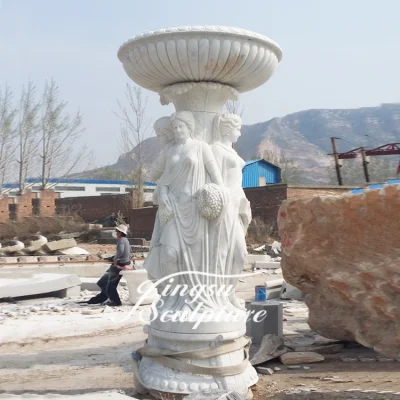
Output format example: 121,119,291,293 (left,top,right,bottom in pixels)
39,79,86,188
224,100,245,117
17,81,41,193
116,83,151,208
0,84,18,192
